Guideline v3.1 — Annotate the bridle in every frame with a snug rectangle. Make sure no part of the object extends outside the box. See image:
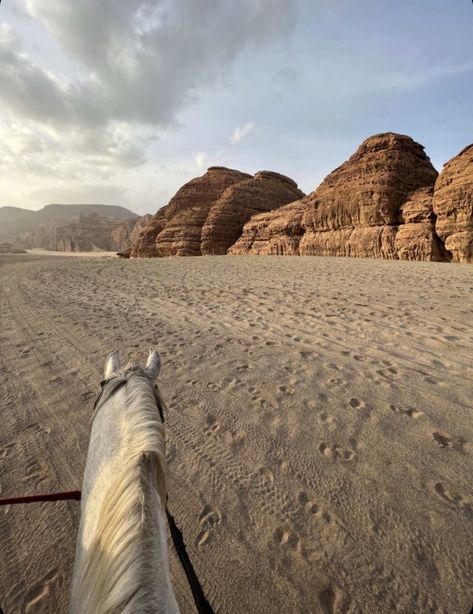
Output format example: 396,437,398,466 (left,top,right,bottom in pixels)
0,375,214,614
